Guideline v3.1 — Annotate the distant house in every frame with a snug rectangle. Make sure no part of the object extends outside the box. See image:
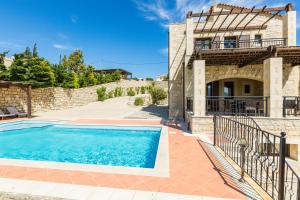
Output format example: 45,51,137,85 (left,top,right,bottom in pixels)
94,68,132,79
156,75,168,81
3,57,13,69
